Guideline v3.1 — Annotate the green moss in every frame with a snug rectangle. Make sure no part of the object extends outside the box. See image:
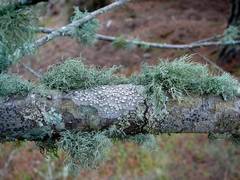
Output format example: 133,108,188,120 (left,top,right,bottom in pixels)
0,73,33,97
0,5,37,72
70,8,99,45
42,58,126,91
58,131,112,169
131,55,239,115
